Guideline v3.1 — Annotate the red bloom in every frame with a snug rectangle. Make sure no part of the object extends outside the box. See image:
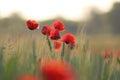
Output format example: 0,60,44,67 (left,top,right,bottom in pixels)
104,50,111,59
50,30,60,40
26,20,39,30
61,33,76,45
16,75,39,80
54,41,62,52
52,20,65,31
41,25,52,36
40,59,77,80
